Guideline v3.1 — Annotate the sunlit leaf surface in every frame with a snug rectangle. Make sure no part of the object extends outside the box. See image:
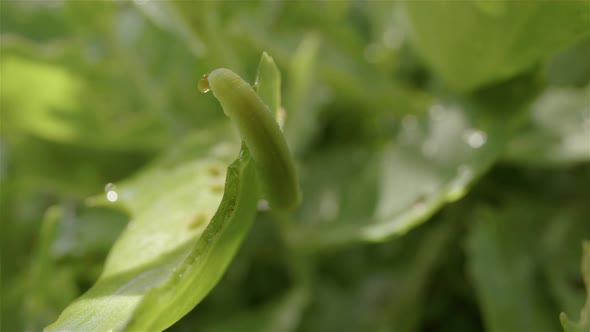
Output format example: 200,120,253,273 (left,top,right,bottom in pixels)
46,130,258,331
403,1,590,91
505,85,590,166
